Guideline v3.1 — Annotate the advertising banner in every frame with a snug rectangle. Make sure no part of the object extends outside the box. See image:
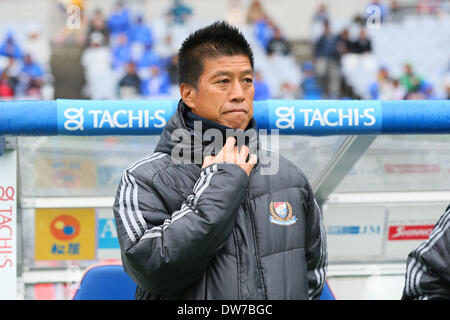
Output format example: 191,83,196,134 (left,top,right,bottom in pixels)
97,208,120,260
35,208,96,260
0,150,17,299
324,205,386,260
